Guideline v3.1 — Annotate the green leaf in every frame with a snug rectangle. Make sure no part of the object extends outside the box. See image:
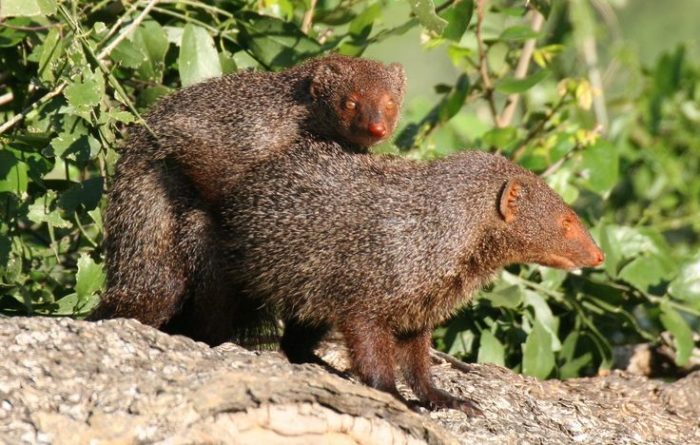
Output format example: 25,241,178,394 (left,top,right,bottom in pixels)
0,150,28,195
522,320,555,379
482,127,517,147
546,168,579,204
339,3,382,56
406,0,448,35
498,25,541,42
659,301,693,366
348,3,381,39
438,74,469,122
64,70,104,110
441,0,473,42
58,177,104,214
601,225,677,280
619,255,677,291
53,292,100,317
0,0,55,17
481,284,522,309
523,290,561,351
477,330,505,366
27,194,72,229
75,254,105,302
447,329,475,357
111,39,146,69
495,69,550,94
581,140,619,196
134,21,169,82
237,12,321,69
178,24,222,87
37,27,63,83
669,253,700,303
